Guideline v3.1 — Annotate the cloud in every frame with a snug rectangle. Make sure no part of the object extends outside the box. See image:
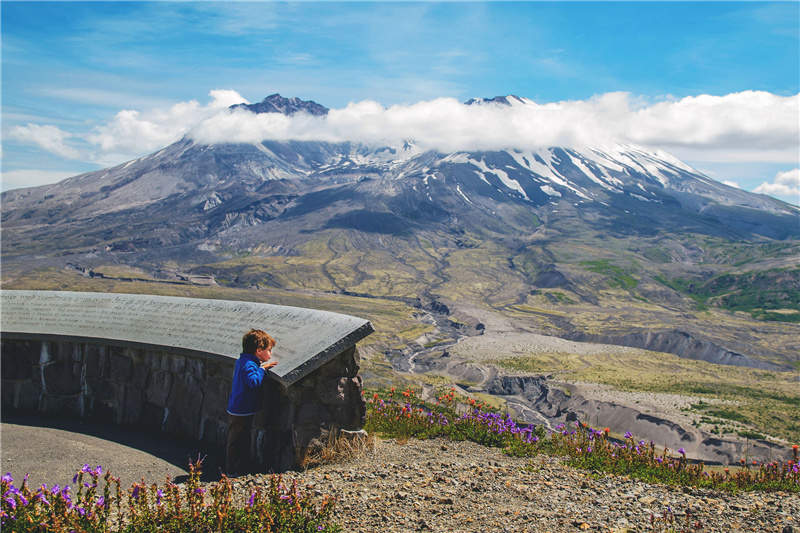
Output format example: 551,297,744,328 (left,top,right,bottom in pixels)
85,89,247,160
753,168,800,200
9,90,799,173
8,124,80,159
189,91,799,162
8,90,248,164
